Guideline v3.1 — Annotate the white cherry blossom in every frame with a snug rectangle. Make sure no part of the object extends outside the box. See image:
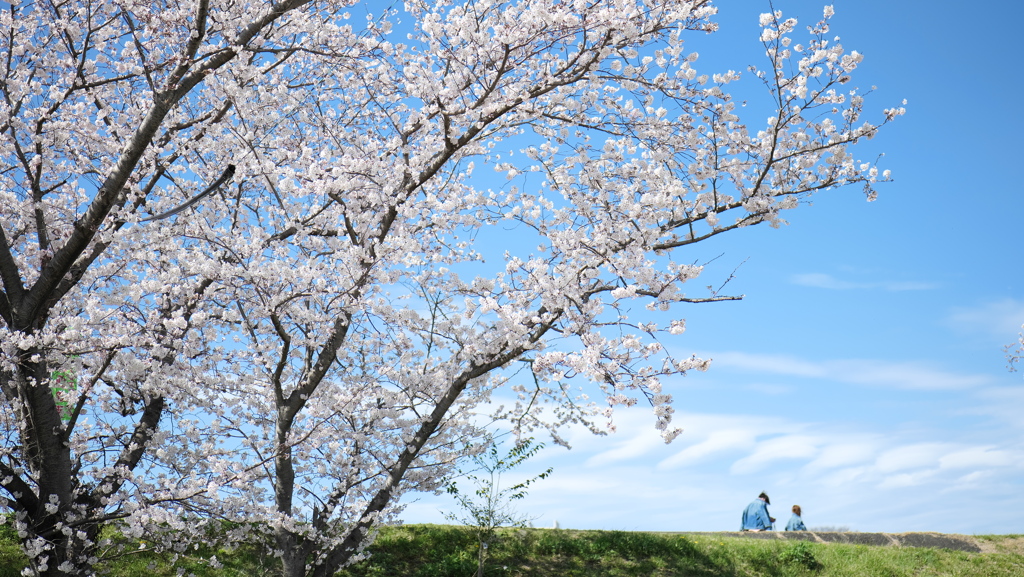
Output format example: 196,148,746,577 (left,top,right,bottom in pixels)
0,1,900,575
